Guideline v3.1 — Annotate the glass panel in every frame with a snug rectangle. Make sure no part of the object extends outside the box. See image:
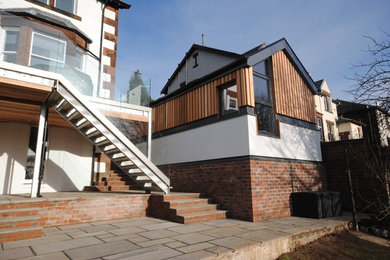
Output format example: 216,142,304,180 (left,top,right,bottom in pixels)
253,60,266,75
31,33,65,62
55,0,74,14
3,53,17,63
4,30,19,52
25,127,38,180
221,84,238,115
36,0,49,4
75,48,83,70
253,75,270,103
255,103,274,133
